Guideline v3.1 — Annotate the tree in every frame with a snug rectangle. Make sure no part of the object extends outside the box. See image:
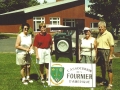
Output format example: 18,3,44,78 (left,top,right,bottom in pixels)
0,0,40,13
43,0,47,4
88,0,120,34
